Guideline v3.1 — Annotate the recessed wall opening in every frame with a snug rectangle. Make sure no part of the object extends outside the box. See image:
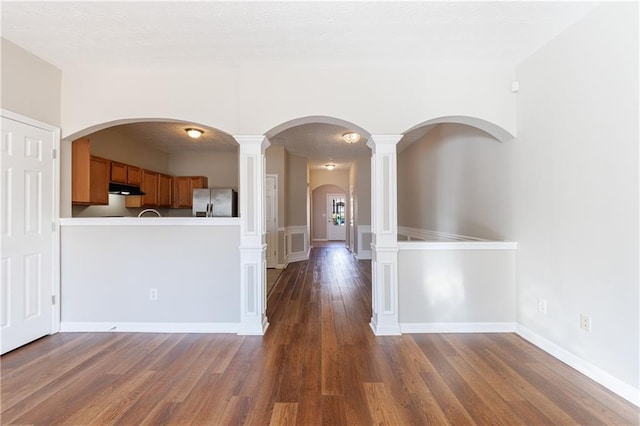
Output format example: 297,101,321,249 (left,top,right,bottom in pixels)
66,120,239,219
